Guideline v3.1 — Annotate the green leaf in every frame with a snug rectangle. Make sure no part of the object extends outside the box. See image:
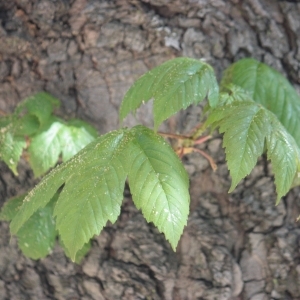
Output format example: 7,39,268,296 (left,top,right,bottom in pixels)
221,58,300,146
207,101,300,201
120,57,219,130
11,126,190,260
15,92,60,126
53,130,130,261
2,193,58,259
28,117,64,176
17,195,58,259
14,115,40,137
0,194,26,221
58,119,98,162
127,126,190,250
60,239,91,264
28,117,98,177
0,123,26,175
266,114,300,202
